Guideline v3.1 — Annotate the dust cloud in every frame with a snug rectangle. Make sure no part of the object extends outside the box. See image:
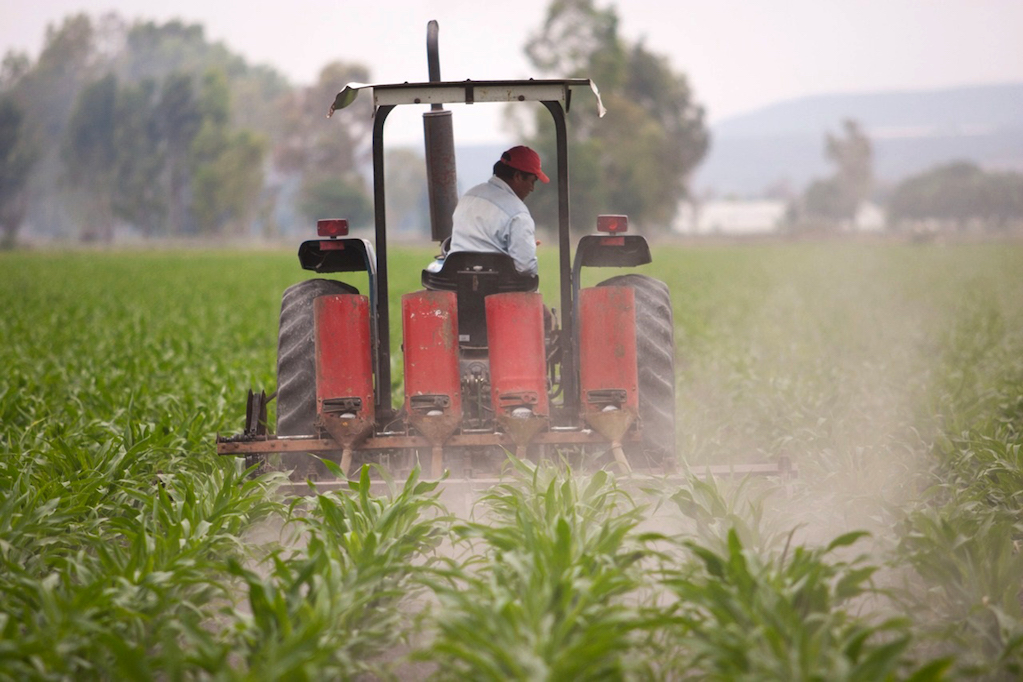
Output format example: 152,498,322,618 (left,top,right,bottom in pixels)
659,246,948,554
